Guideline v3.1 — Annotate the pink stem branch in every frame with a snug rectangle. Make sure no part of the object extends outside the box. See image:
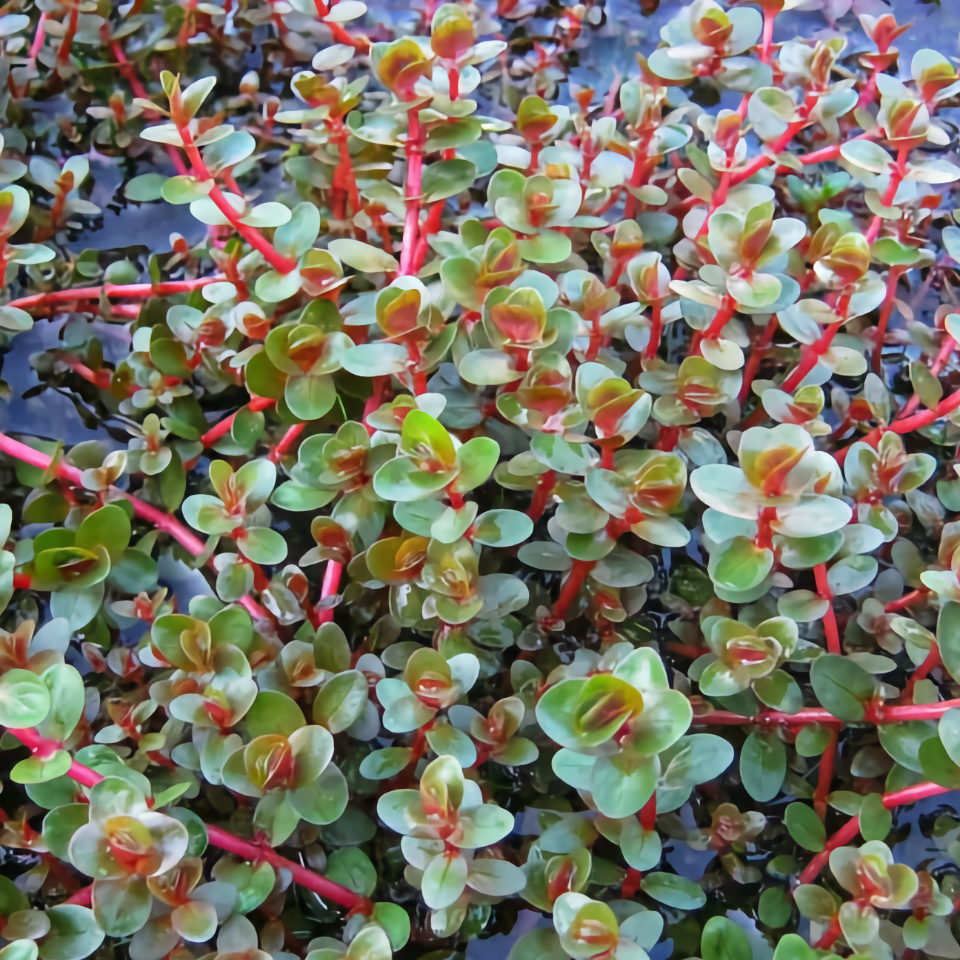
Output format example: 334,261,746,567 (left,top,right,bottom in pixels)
814,563,841,654
177,129,298,274
8,277,223,313
7,727,360,909
797,781,950,885
316,560,343,624
693,698,960,727
399,108,424,277
0,432,270,621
